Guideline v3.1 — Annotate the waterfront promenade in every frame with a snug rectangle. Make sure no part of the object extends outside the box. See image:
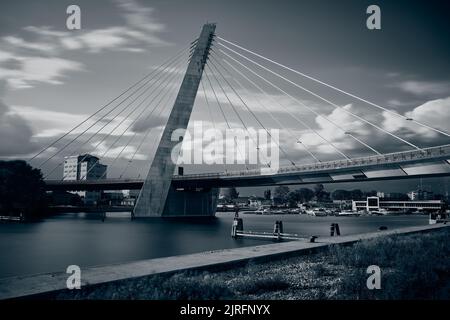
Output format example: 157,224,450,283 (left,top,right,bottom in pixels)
0,223,448,300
